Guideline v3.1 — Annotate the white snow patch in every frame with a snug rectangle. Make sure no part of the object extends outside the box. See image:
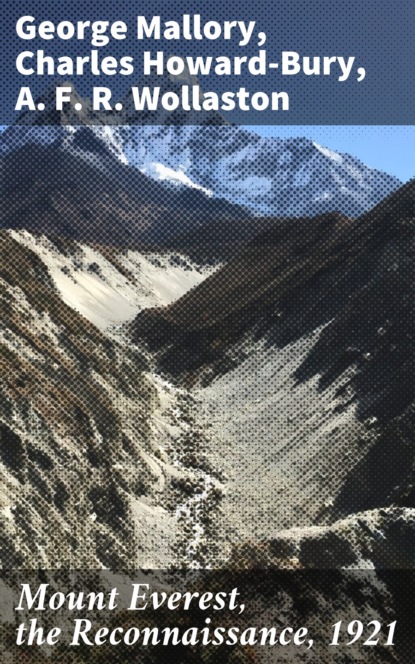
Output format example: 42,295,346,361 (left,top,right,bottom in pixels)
313,142,343,163
140,162,212,197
